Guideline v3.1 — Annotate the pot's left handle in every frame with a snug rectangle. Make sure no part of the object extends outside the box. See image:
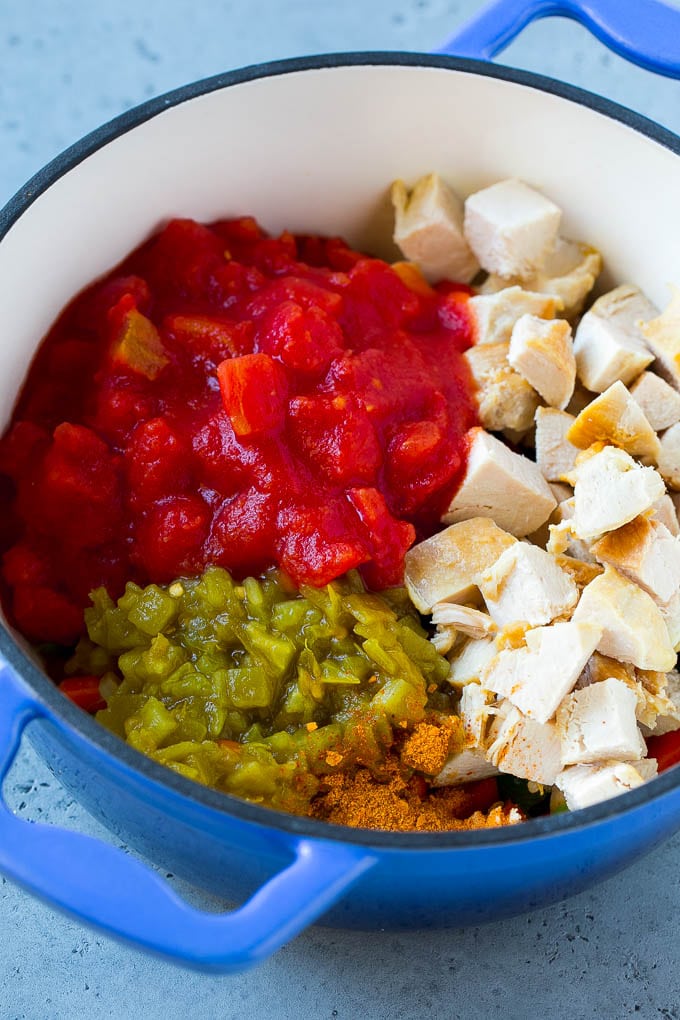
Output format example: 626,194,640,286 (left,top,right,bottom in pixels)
437,0,680,80
0,666,375,972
